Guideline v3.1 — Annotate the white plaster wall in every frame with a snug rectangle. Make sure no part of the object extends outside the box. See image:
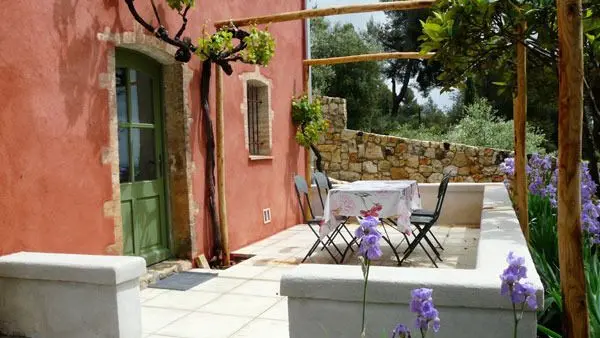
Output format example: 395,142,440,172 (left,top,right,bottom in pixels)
418,183,484,225
282,183,543,338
